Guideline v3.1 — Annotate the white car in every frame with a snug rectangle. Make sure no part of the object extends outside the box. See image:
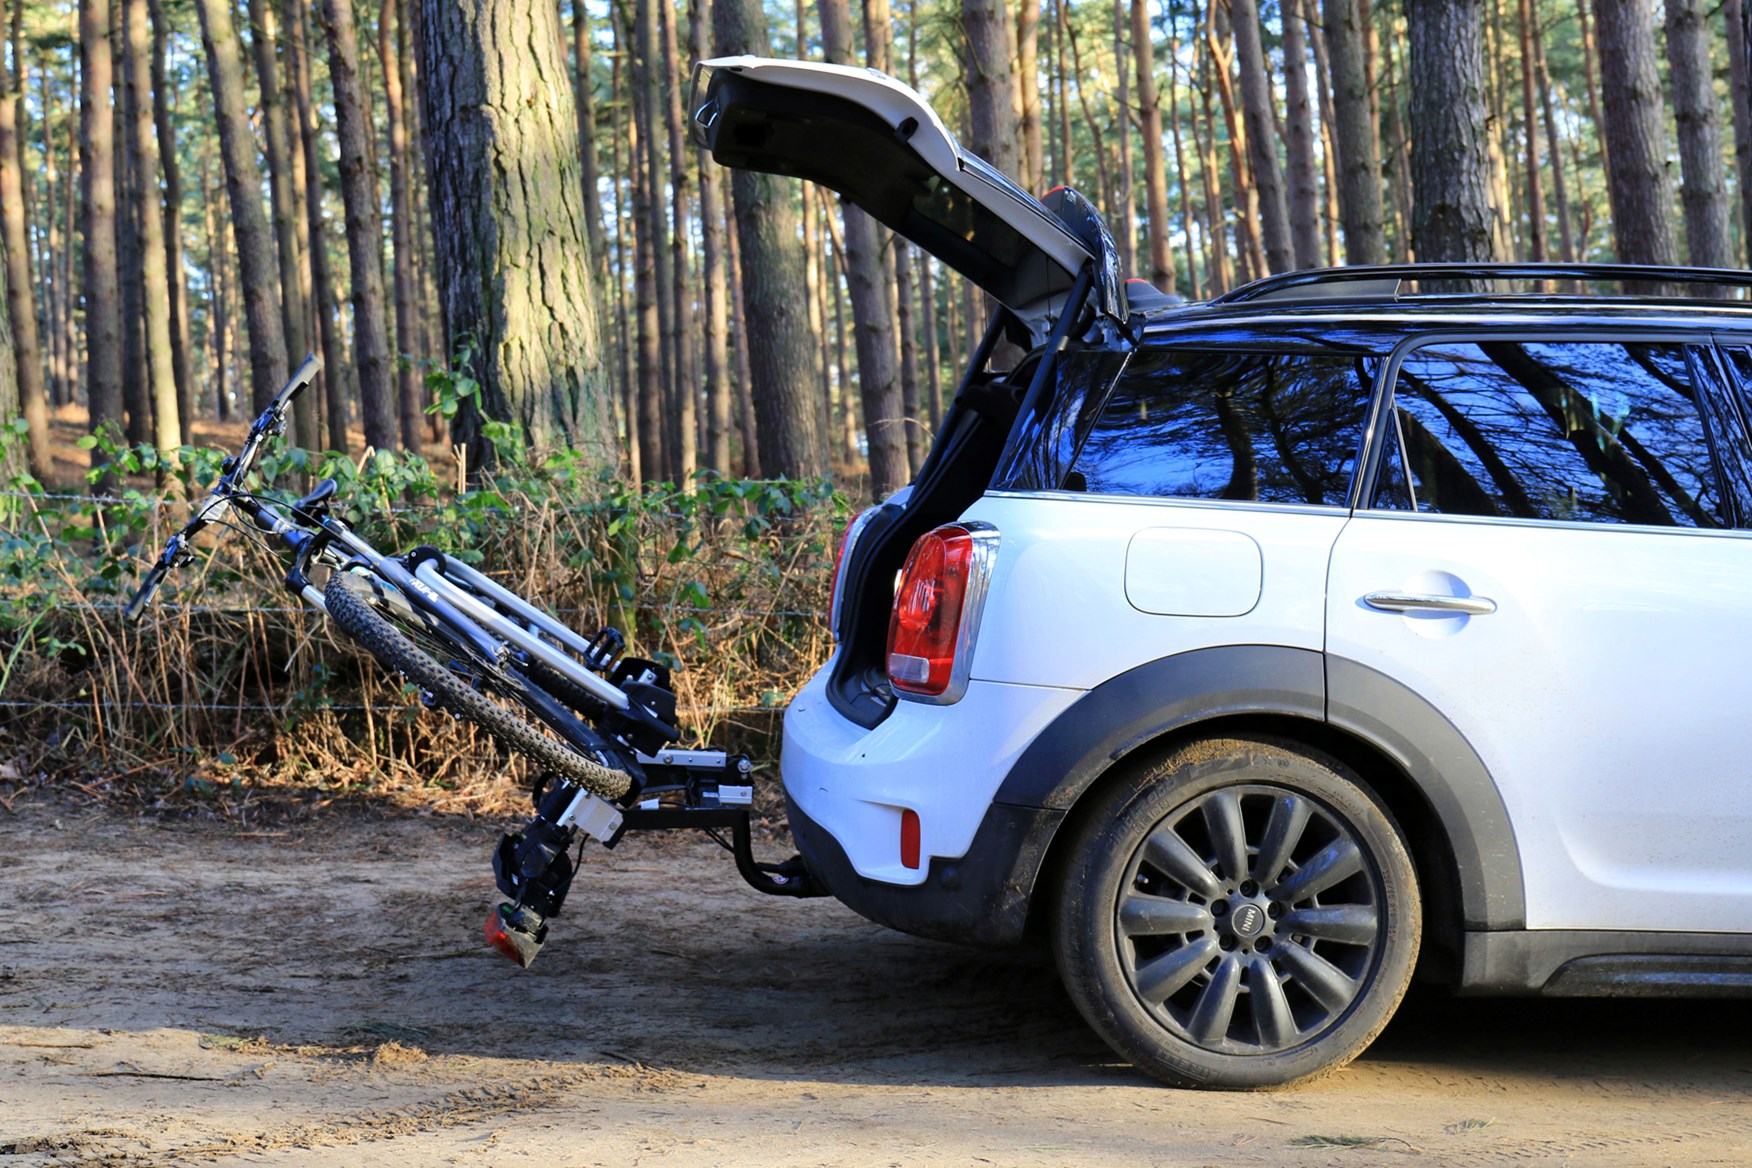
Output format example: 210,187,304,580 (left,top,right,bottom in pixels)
693,58,1752,1089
